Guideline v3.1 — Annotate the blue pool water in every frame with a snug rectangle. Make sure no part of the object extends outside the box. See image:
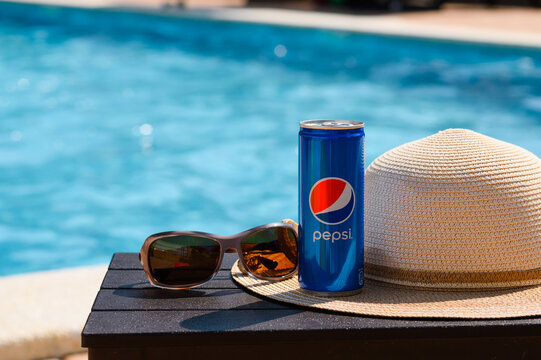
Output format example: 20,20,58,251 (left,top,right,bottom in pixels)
1,2,540,275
